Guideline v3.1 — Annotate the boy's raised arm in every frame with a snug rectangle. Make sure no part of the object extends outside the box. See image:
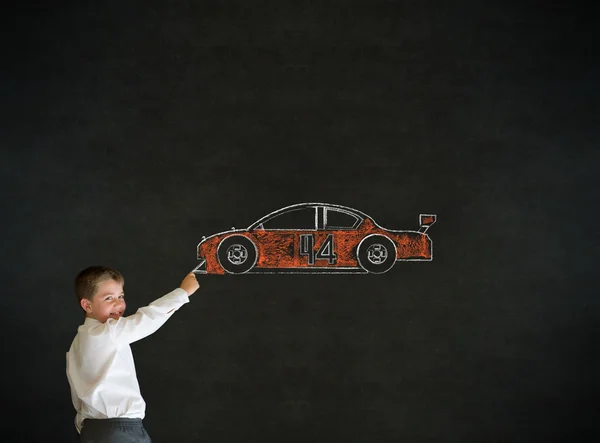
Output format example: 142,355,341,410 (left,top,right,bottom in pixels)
178,273,200,299
106,272,199,344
